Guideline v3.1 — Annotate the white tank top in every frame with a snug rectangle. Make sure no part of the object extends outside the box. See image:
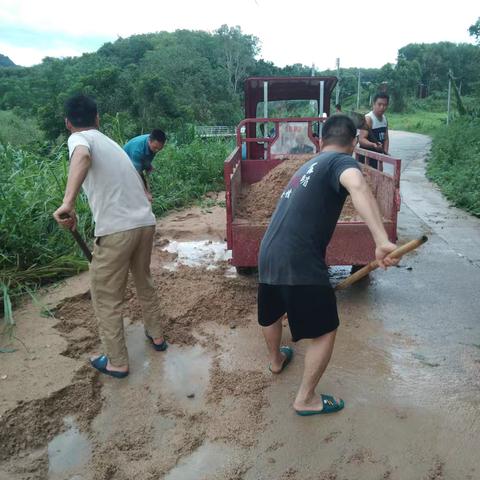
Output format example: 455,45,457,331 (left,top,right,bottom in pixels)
365,111,388,144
